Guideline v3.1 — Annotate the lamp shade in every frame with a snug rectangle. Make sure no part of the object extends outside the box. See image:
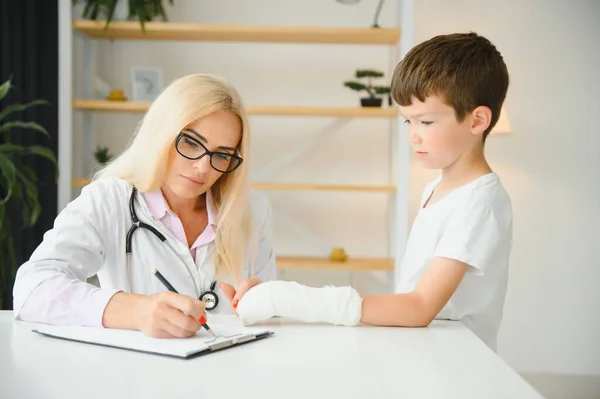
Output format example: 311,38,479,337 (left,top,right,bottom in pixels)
491,107,512,135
